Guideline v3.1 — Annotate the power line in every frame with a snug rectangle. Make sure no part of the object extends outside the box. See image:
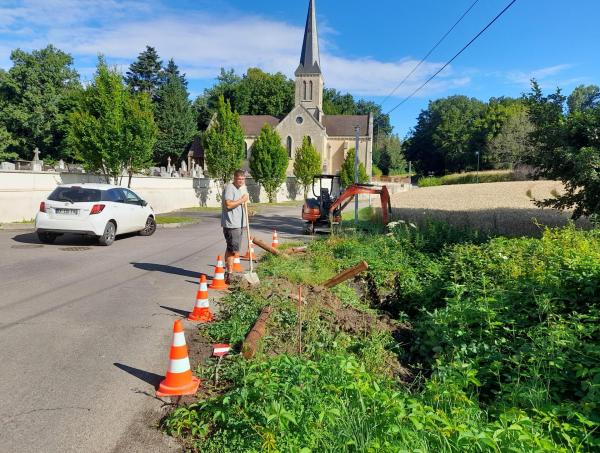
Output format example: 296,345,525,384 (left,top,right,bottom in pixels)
380,0,480,107
386,0,519,115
